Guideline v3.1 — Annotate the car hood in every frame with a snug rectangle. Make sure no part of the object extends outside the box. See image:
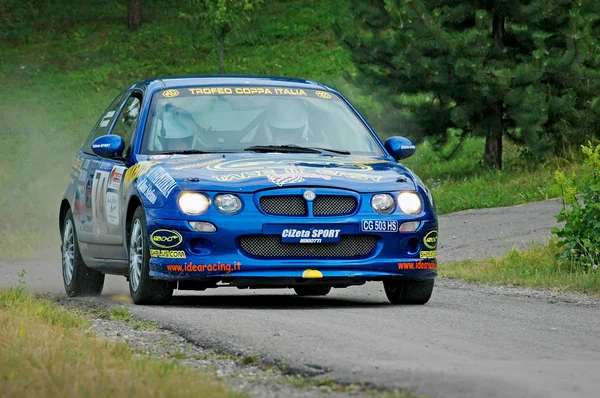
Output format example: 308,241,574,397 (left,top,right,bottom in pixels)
135,153,417,193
